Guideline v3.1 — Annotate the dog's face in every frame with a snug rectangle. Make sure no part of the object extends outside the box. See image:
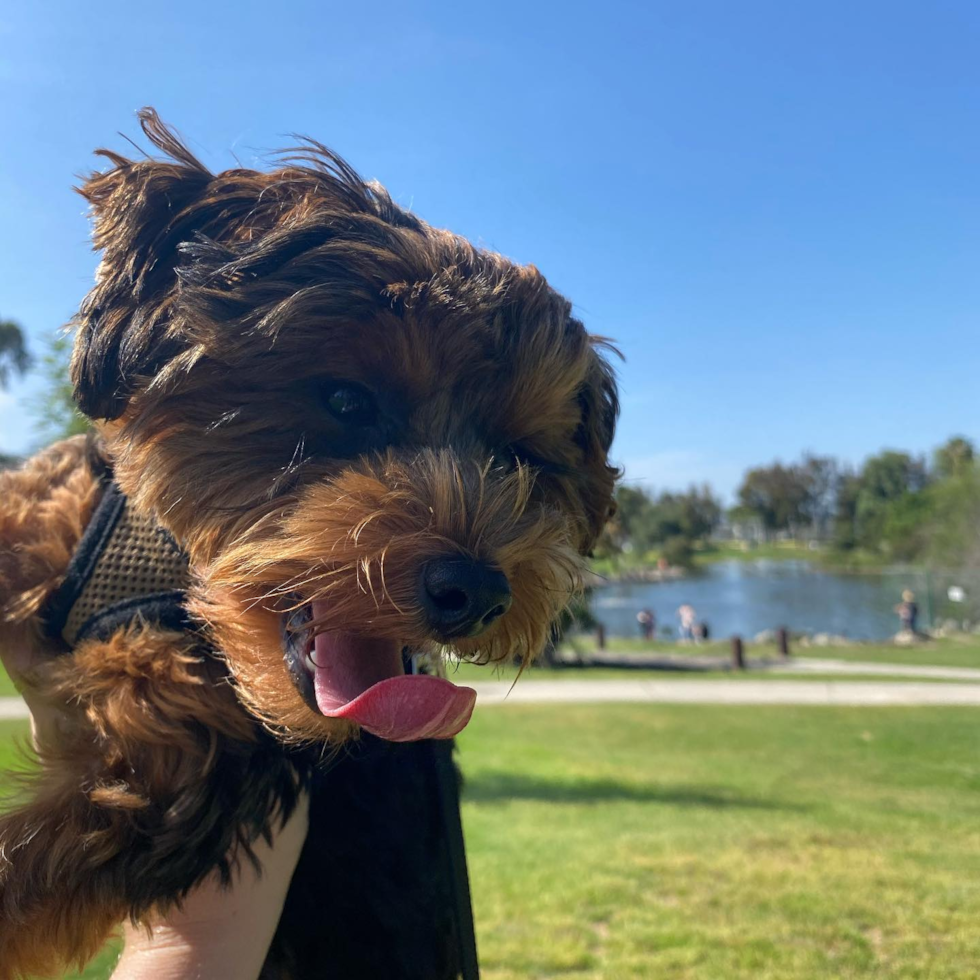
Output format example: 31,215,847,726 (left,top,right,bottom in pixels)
71,110,619,744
